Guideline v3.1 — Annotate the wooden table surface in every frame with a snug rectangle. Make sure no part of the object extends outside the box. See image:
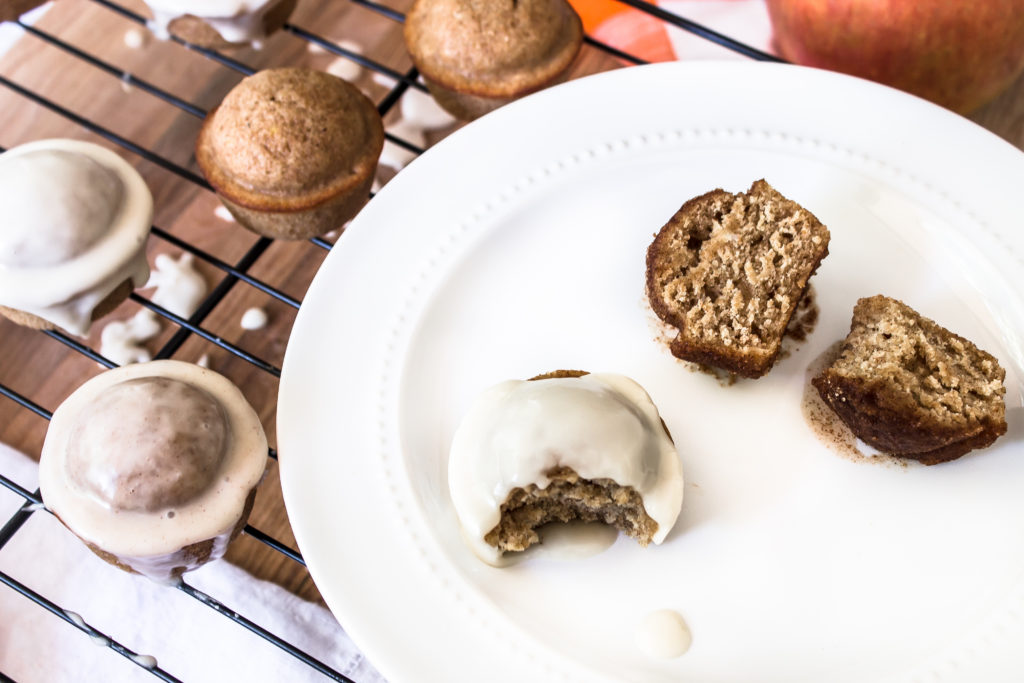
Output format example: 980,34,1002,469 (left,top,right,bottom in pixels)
1,0,1022,611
